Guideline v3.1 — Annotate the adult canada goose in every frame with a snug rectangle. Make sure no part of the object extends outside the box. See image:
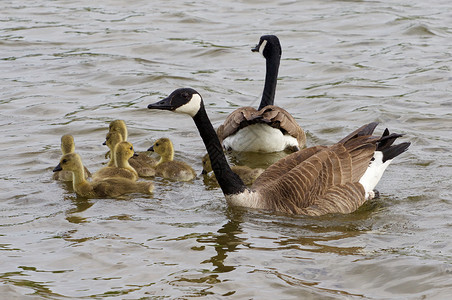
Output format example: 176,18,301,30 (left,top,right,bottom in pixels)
93,141,139,181
201,153,264,186
148,138,196,182
148,88,410,216
53,153,153,198
108,119,157,176
53,134,91,181
216,35,306,152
